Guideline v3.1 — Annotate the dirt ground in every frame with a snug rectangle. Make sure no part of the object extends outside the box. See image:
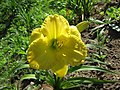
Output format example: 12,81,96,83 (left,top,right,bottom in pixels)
78,28,120,90
74,2,120,89
102,30,120,90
